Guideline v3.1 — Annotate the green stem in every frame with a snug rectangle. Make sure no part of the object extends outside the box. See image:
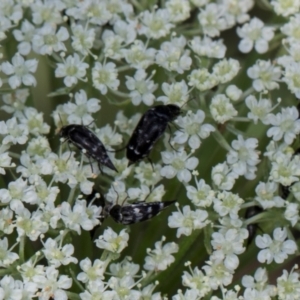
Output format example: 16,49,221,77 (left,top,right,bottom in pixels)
69,267,85,292
19,236,25,263
109,88,130,98
67,187,76,204
66,291,81,300
8,152,21,159
211,130,231,152
244,212,269,226
0,268,11,276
